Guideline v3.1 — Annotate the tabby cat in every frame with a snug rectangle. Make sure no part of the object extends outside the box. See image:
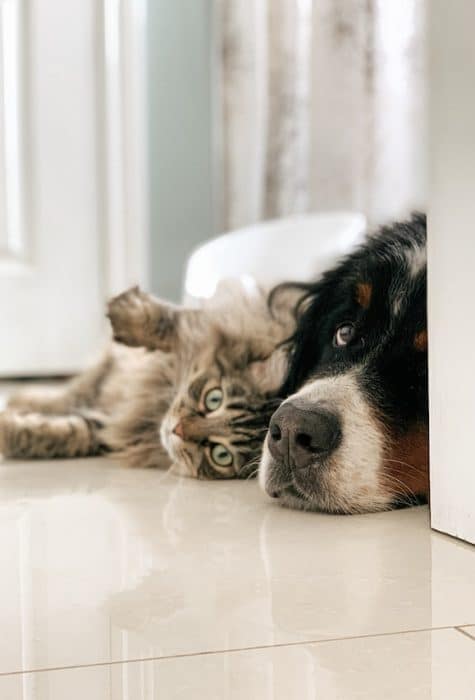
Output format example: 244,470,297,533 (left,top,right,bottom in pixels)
0,283,295,479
